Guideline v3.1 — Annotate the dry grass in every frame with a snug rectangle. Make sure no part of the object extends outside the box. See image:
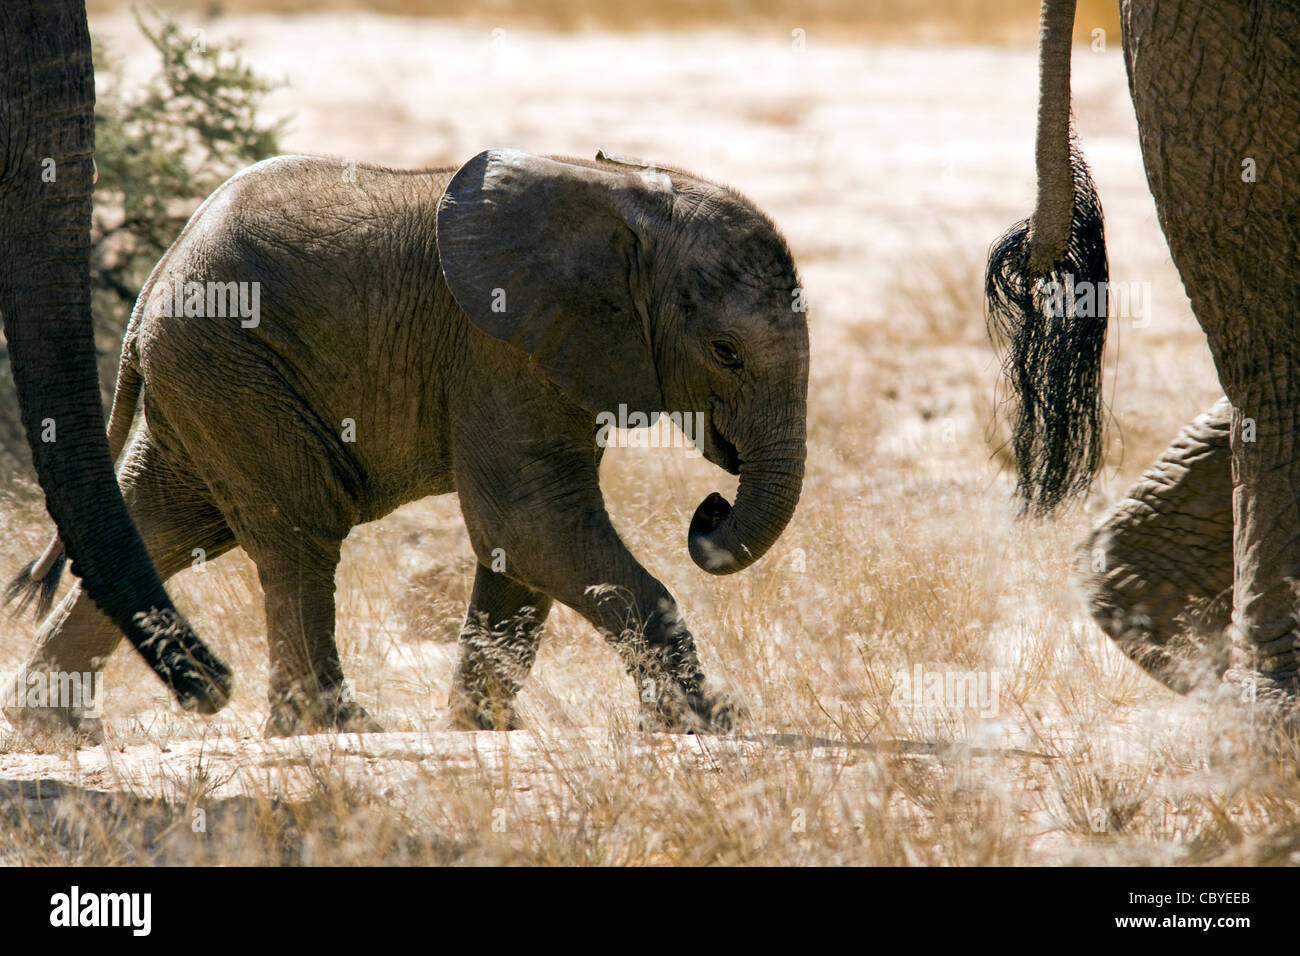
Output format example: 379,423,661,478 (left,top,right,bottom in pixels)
0,258,1293,866
3,13,1296,867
